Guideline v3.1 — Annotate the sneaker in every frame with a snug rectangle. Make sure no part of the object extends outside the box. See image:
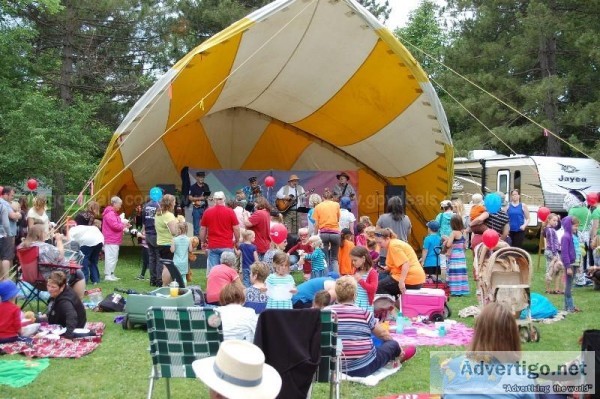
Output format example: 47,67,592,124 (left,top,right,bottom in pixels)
135,275,146,281
105,275,118,281
111,275,121,281
400,345,417,363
